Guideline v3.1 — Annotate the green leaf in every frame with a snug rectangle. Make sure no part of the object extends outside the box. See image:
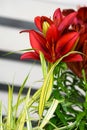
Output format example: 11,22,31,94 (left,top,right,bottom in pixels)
39,51,77,117
54,121,76,130
26,110,33,130
2,48,34,56
79,121,85,130
39,72,53,117
7,85,13,130
40,99,59,129
0,101,3,130
53,90,64,101
16,88,31,130
40,52,47,79
55,108,68,126
82,69,87,90
76,112,85,126
28,87,42,108
45,117,58,130
15,74,29,116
